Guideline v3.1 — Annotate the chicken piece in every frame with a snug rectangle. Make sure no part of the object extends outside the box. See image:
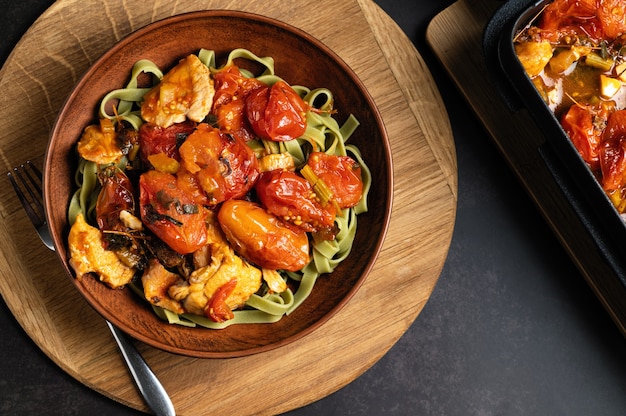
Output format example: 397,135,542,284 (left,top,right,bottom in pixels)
119,209,143,231
262,269,287,293
205,209,229,246
141,54,215,128
76,118,123,164
169,254,223,315
258,152,296,173
515,40,553,77
167,281,207,316
141,258,185,314
200,244,262,310
192,244,212,269
191,212,228,269
167,240,262,320
68,213,135,289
